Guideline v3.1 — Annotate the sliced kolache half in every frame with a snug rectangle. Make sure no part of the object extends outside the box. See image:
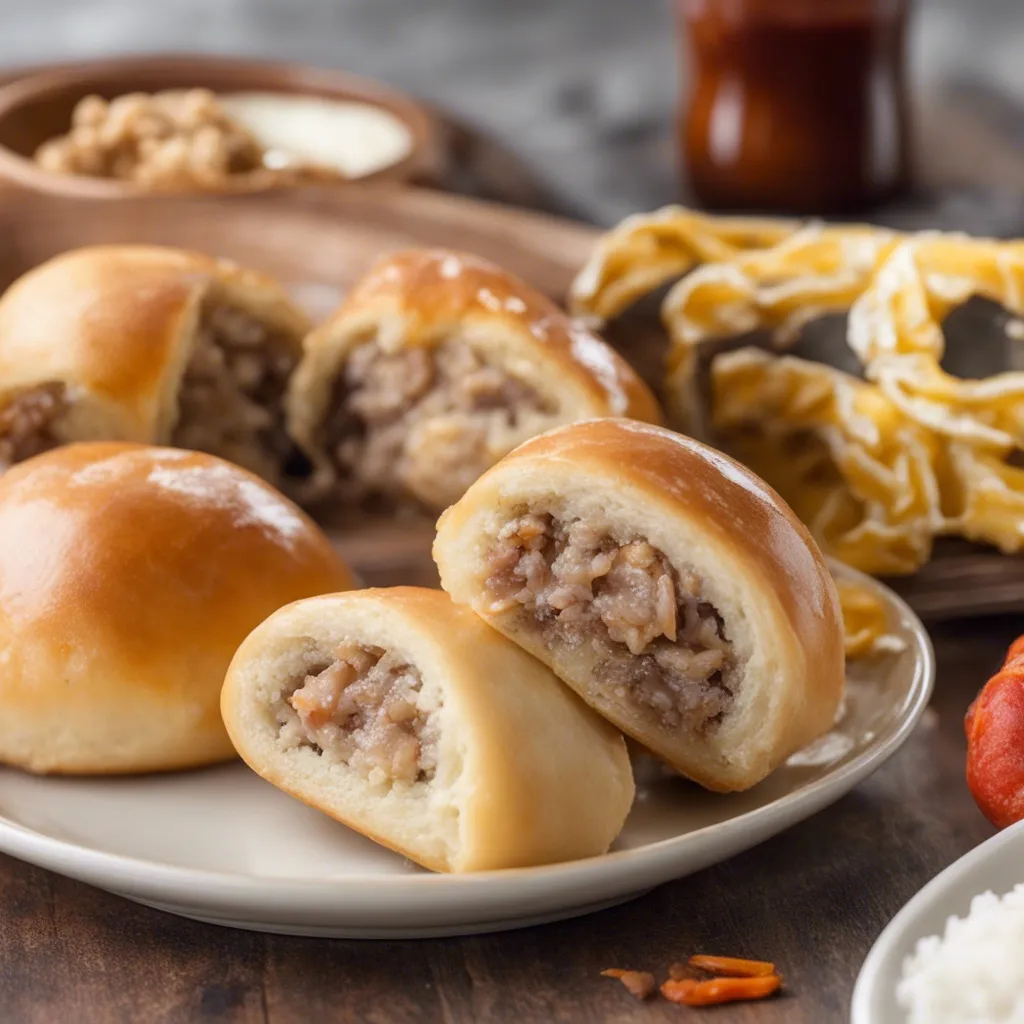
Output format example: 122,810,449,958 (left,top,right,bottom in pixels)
433,418,845,793
285,248,663,512
221,587,634,873
0,245,310,484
